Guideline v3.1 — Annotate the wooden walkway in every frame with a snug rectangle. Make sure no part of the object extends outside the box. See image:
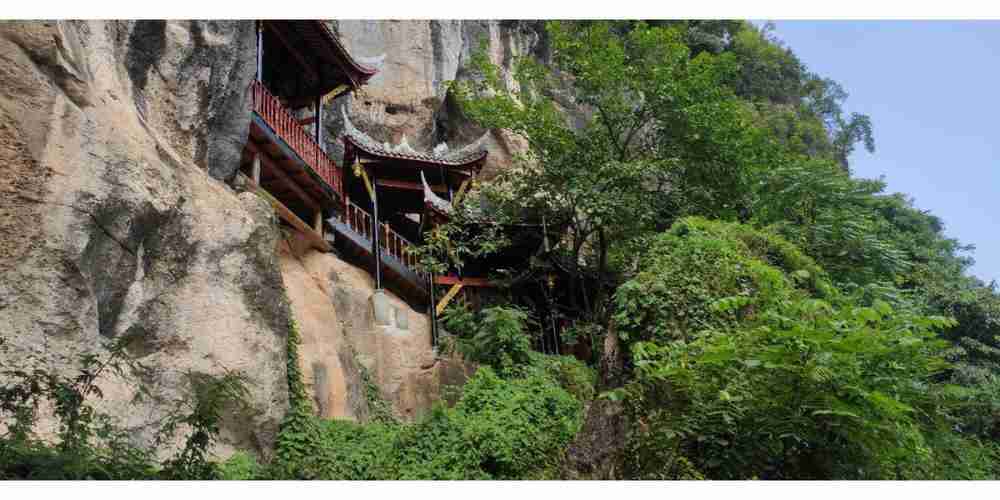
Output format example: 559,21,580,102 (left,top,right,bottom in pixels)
330,201,429,302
